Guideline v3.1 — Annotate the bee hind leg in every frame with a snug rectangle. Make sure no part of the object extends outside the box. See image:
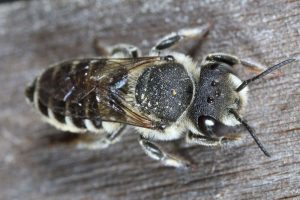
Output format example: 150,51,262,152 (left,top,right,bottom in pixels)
108,44,142,58
93,38,141,58
93,38,110,56
74,126,126,150
110,44,141,58
139,136,192,169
